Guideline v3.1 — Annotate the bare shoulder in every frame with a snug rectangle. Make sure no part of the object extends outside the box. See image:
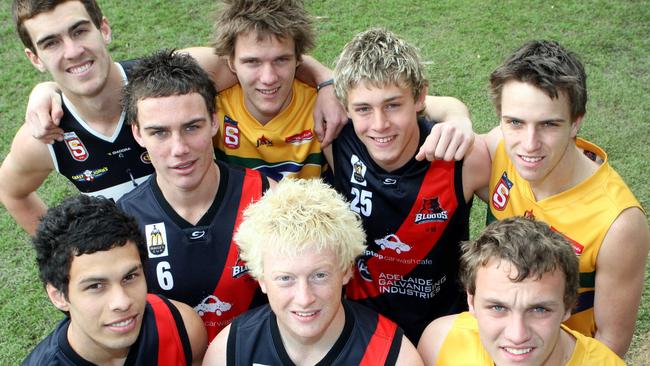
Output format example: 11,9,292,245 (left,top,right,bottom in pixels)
169,299,208,366
417,314,458,366
480,126,502,158
599,207,650,259
462,134,491,201
202,324,231,366
395,334,424,366
5,123,54,171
